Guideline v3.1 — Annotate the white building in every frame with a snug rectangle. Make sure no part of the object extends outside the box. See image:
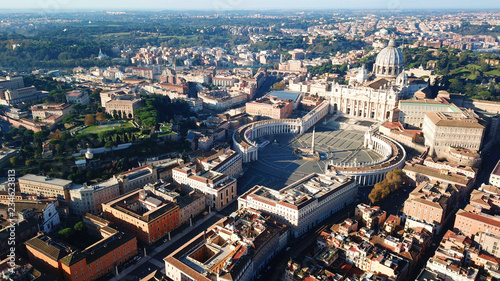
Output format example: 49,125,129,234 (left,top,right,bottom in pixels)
65,90,89,105
398,98,461,128
490,160,500,187
199,148,243,179
421,257,478,281
238,173,357,237
16,201,60,233
69,177,120,215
